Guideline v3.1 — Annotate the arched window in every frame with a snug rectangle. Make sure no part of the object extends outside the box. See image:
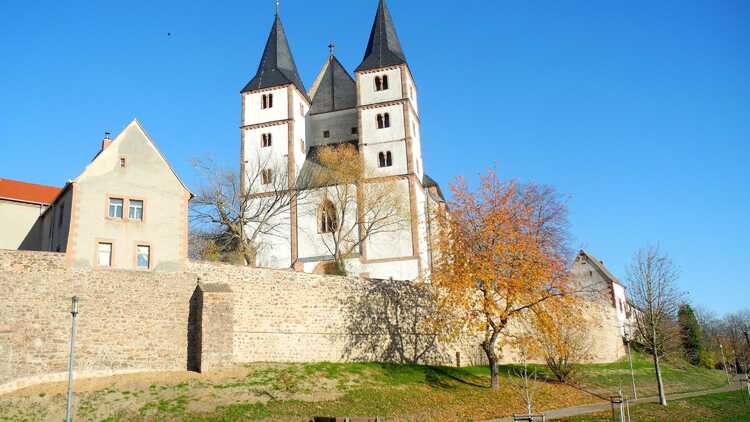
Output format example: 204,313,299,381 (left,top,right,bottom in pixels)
378,151,393,168
261,95,267,109
261,169,273,185
320,200,337,233
268,93,273,108
382,75,389,90
383,113,390,128
261,133,272,148
377,114,384,129
374,76,382,91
